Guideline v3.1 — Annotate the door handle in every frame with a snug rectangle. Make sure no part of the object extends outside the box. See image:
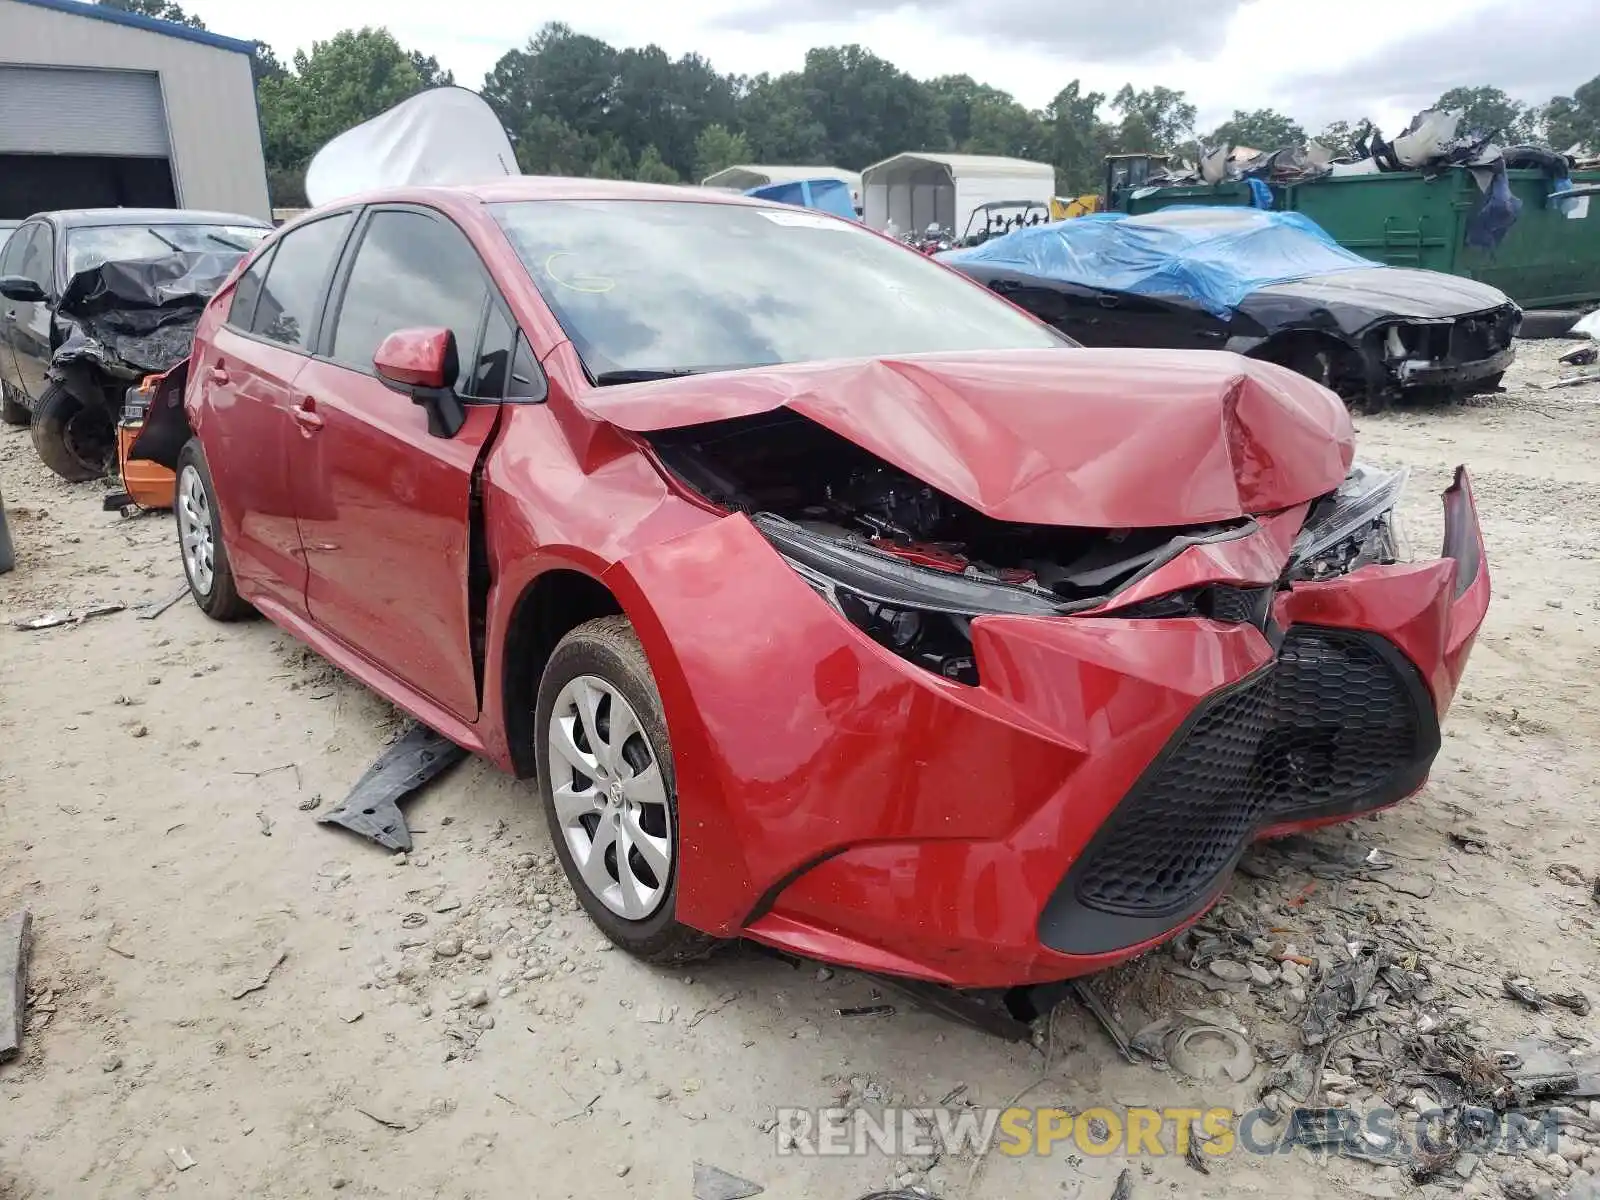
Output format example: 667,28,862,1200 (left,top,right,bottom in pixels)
207,366,231,385
292,401,324,433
